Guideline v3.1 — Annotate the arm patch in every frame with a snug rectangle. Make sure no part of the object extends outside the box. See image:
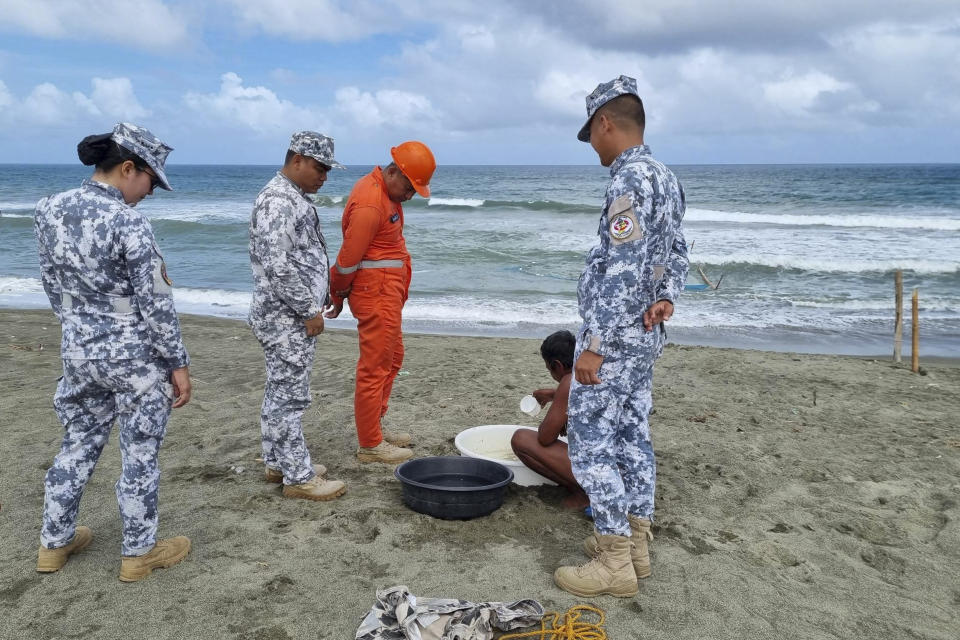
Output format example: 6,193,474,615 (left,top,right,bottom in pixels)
608,194,642,245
